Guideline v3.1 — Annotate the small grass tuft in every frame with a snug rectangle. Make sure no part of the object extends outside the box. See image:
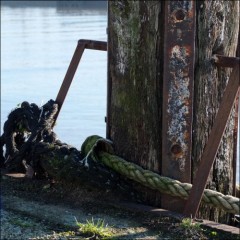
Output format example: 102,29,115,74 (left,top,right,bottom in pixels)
75,217,112,239
180,218,201,230
210,231,218,237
